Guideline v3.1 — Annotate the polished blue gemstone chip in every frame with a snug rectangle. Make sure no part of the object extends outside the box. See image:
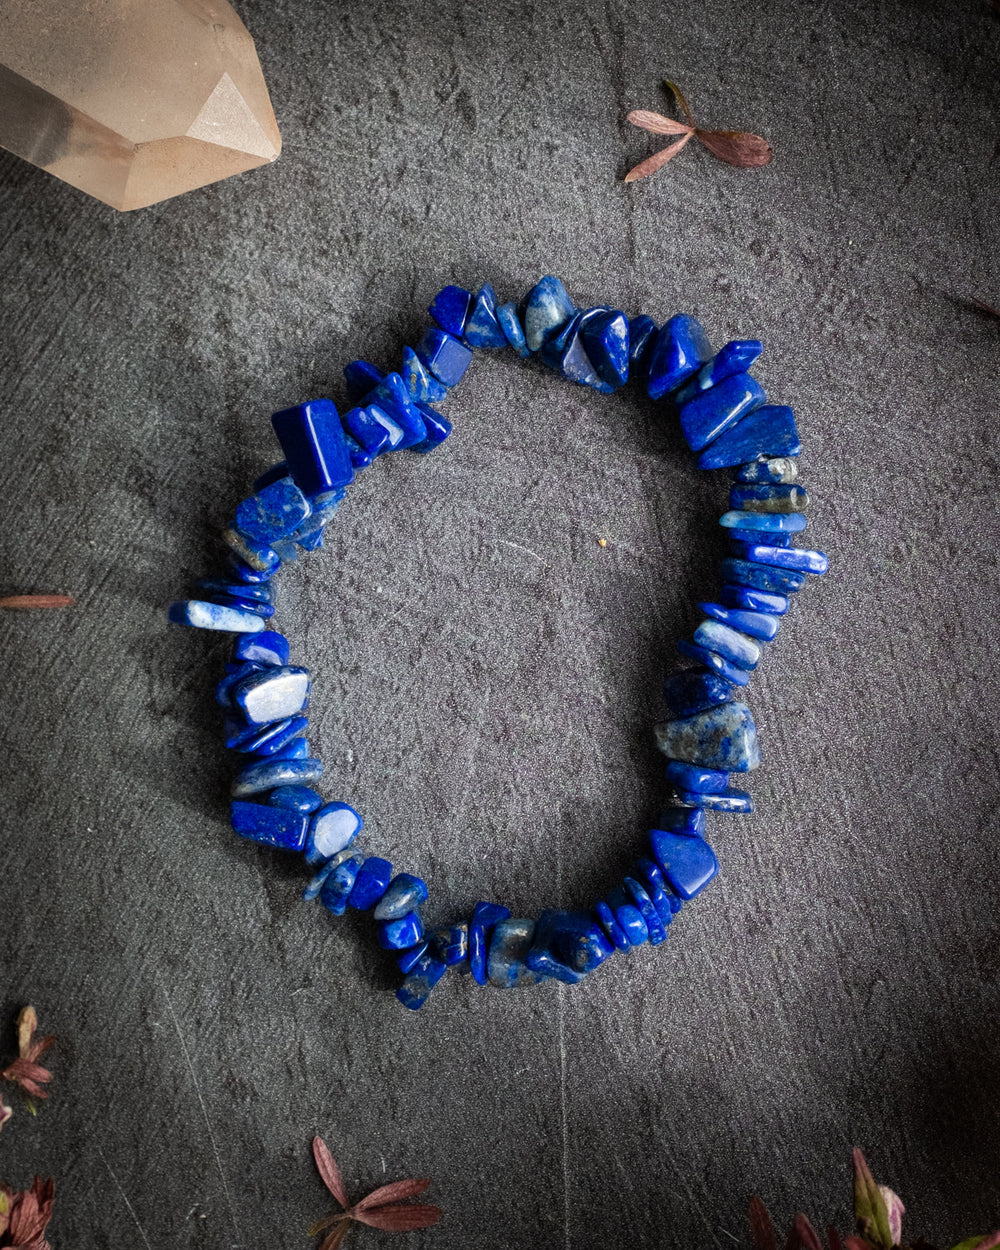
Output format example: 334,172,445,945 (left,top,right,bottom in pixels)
428,285,473,337
635,857,679,927
272,398,354,495
729,529,792,551
662,670,734,719
234,479,312,546
649,829,719,899
415,328,473,387
360,373,428,448
168,600,266,633
677,638,752,687
742,545,829,575
306,802,363,867
628,315,657,364
675,339,763,405
469,900,512,986
343,432,374,470
646,314,712,400
698,404,801,470
397,942,429,975
378,912,425,950
374,873,429,921
654,702,760,772
580,310,630,387
344,360,384,401
396,950,448,1010
344,404,405,456
268,785,323,814
673,787,754,813
720,510,807,534
623,878,667,945
231,757,323,797
523,275,576,352
679,373,766,452
697,602,780,642
525,909,613,982
720,585,789,615
233,630,290,667
464,284,508,349
430,924,469,966
656,806,706,836
721,557,807,595
594,901,630,951
496,302,530,357
693,619,762,670
230,801,309,852
411,401,452,454
319,857,361,915
347,857,393,910
232,666,311,725
232,715,308,756
664,761,730,794
487,918,543,988
730,482,810,513
734,457,799,484
612,900,648,946
265,737,311,761
401,346,448,403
